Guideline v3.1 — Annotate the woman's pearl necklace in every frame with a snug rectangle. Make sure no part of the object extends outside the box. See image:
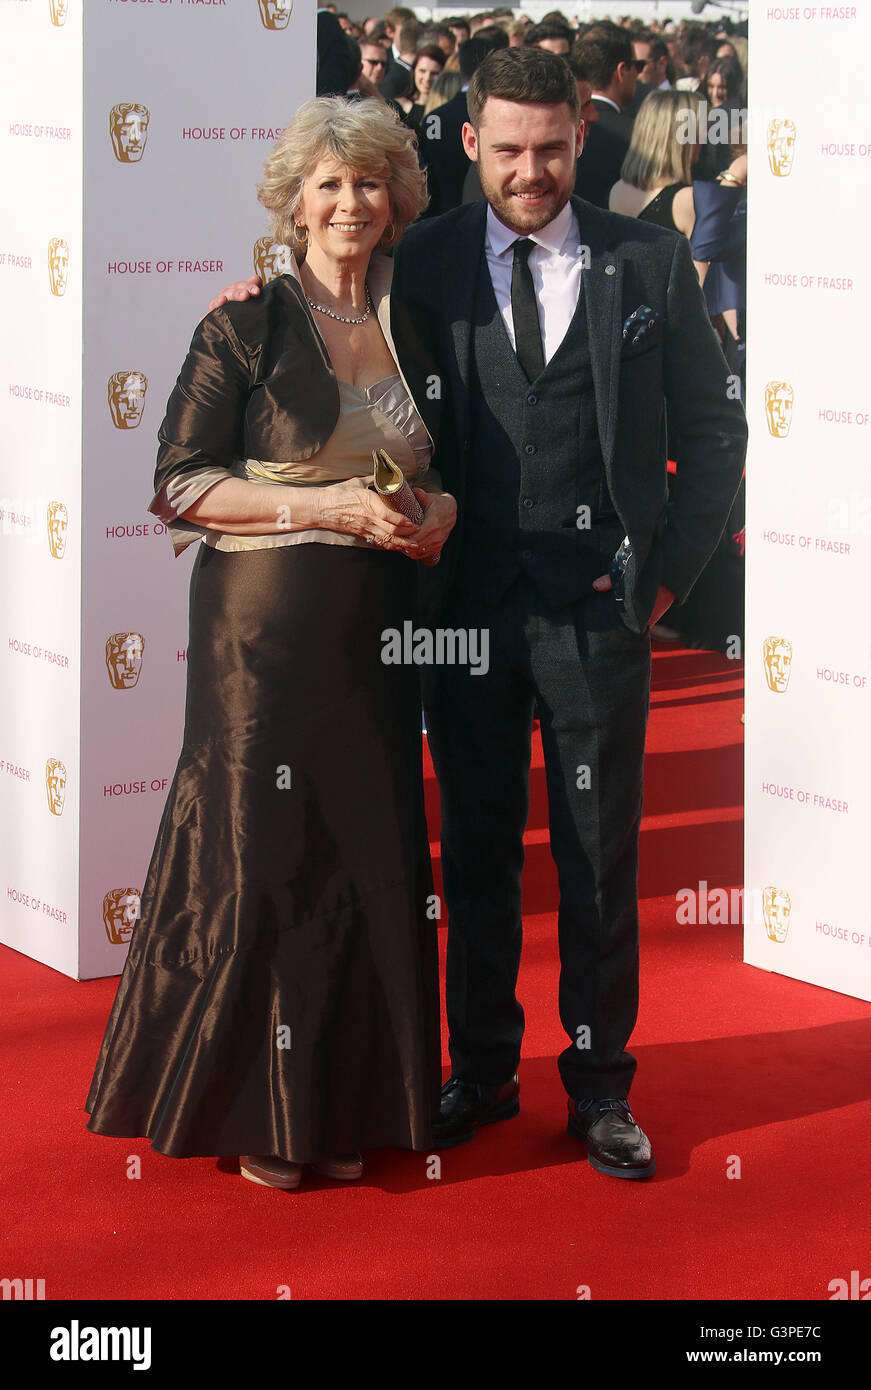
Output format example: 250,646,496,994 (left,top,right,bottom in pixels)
306,285,372,325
